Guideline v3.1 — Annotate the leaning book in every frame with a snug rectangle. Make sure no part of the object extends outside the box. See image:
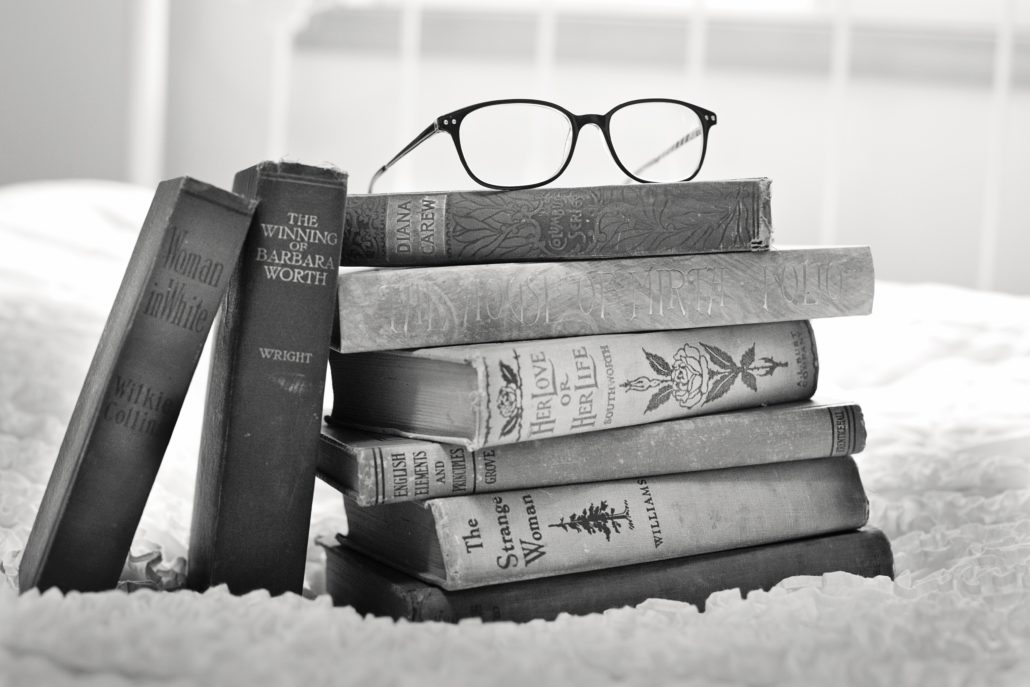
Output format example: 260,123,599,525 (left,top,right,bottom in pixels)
342,456,870,590
19,177,255,593
188,161,348,596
